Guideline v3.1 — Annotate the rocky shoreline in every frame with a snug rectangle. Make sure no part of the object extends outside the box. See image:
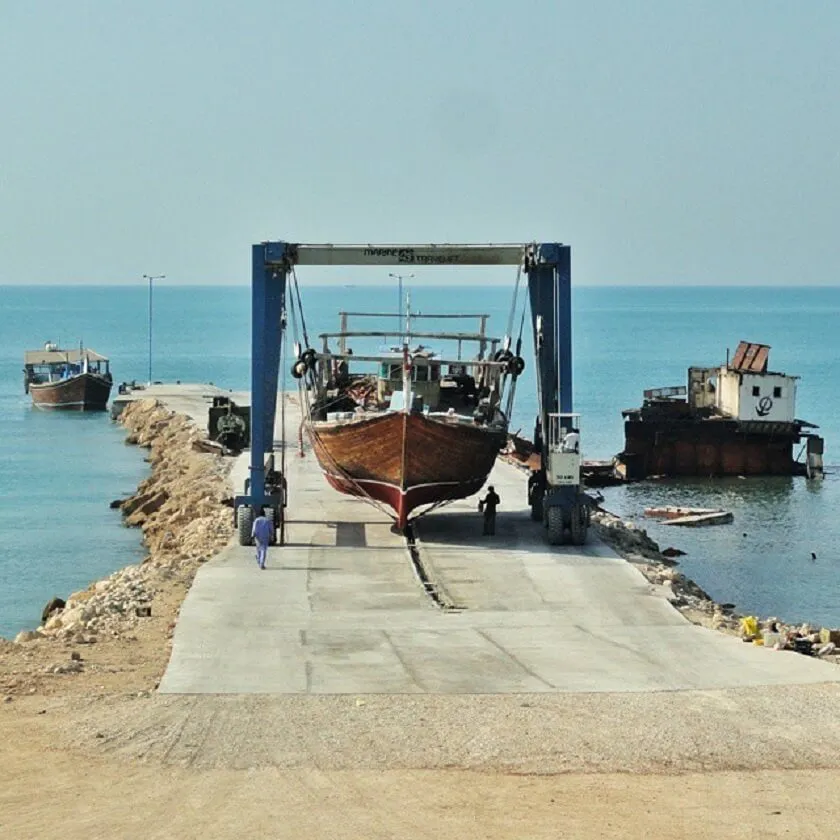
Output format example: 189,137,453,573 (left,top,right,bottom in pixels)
592,508,840,662
0,398,235,696
499,448,840,662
